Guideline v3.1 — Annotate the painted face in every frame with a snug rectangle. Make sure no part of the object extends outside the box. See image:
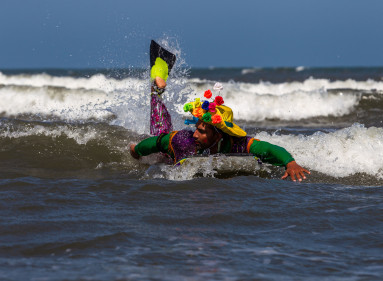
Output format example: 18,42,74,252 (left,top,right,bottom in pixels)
193,121,219,150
